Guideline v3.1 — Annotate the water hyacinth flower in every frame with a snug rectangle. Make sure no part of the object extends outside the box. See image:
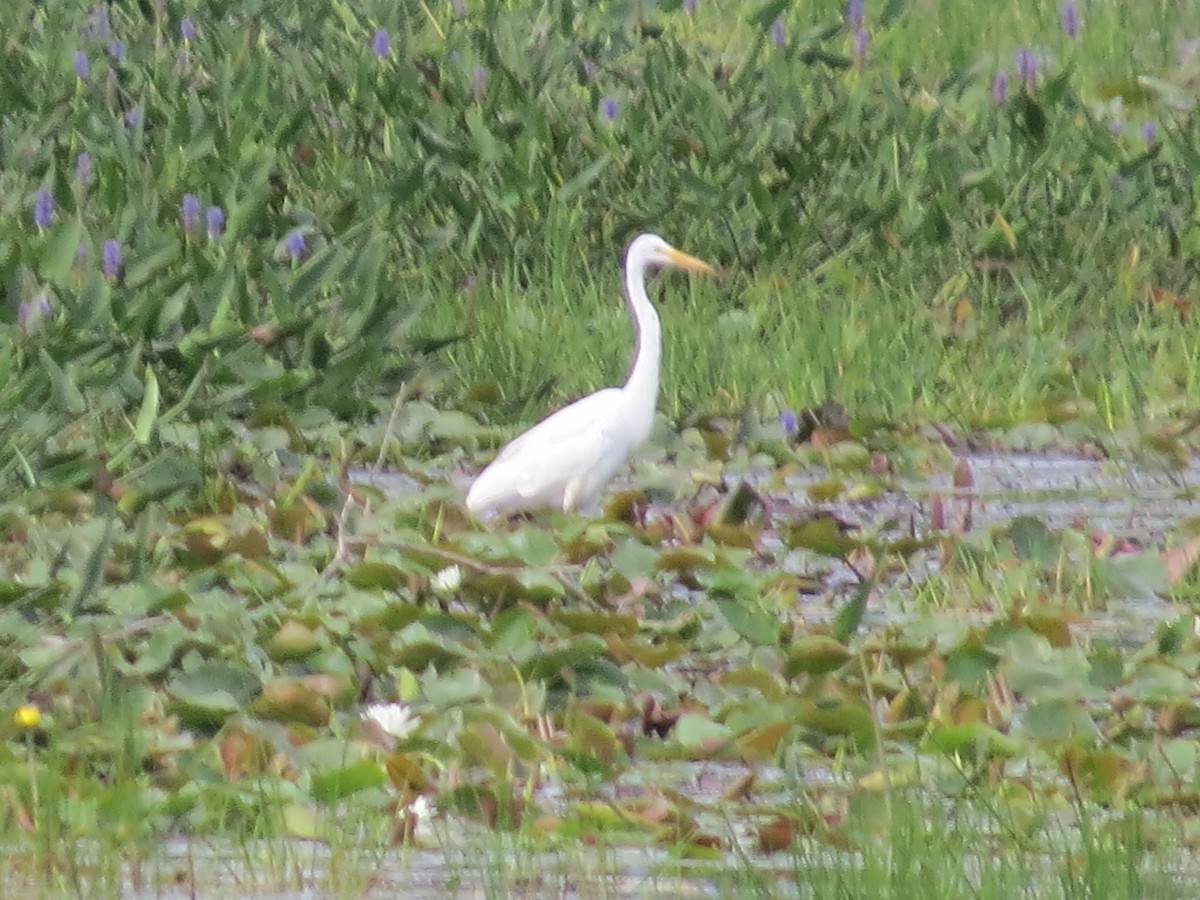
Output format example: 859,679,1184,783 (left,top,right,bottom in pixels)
285,229,306,262
683,0,698,13
992,69,1009,105
372,27,390,59
1016,47,1037,89
771,16,785,49
126,105,143,128
780,409,799,438
18,296,52,332
847,0,864,30
181,194,201,233
854,27,869,64
1108,119,1125,134
472,66,488,103
89,5,111,40
601,95,618,122
74,50,91,80
1061,2,1079,39
206,205,225,240
1142,121,1158,145
180,18,197,41
76,152,92,187
102,239,122,279
33,187,55,229
362,703,419,740
108,41,125,62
